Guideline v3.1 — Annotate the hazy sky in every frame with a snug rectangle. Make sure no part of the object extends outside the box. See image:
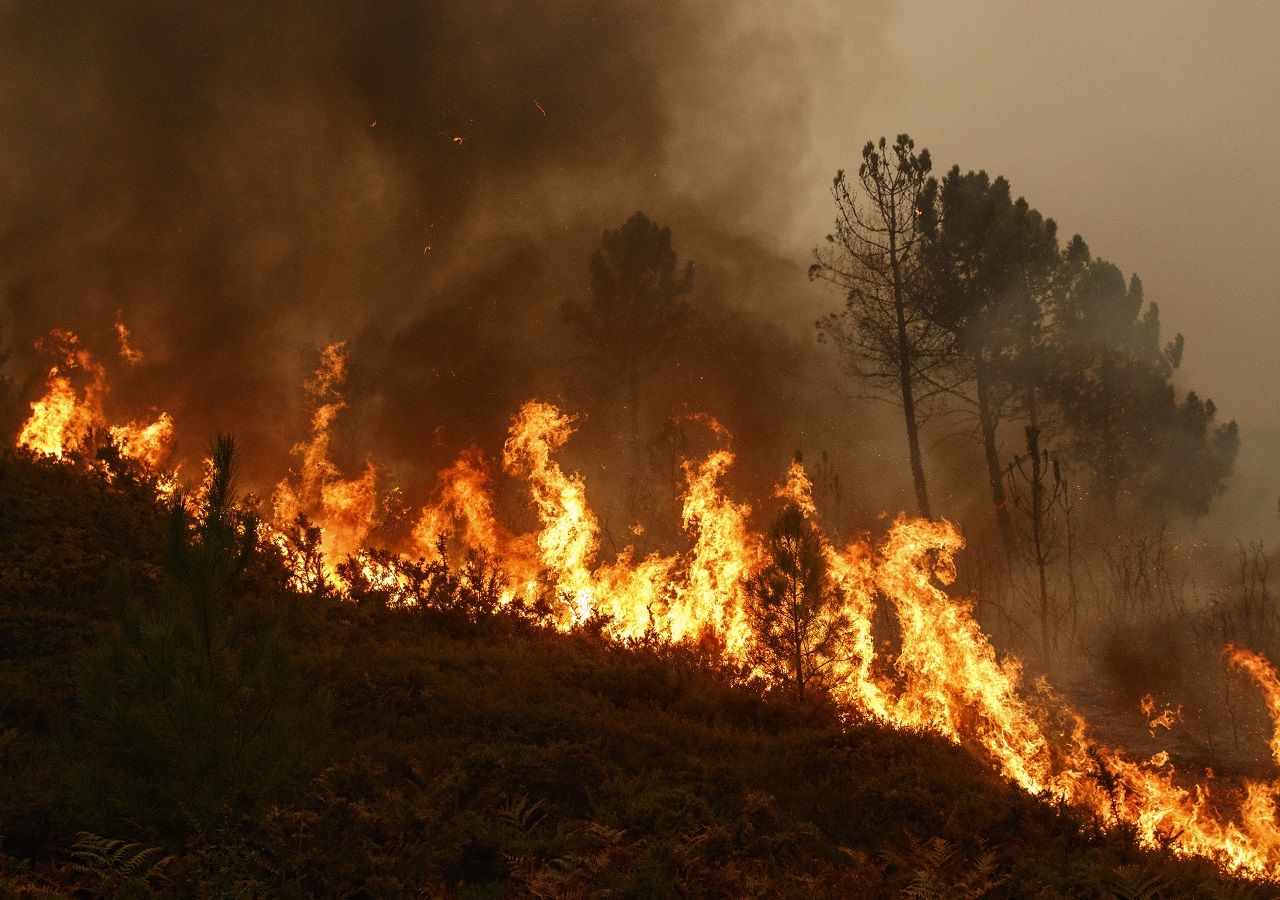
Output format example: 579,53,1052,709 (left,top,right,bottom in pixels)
838,1,1280,436
2,1,1275,527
